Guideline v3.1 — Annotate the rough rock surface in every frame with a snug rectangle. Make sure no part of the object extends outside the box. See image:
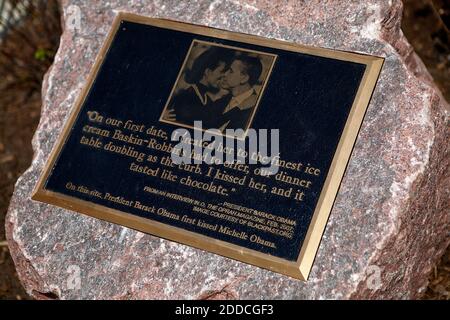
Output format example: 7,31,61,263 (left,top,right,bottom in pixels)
6,0,449,299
